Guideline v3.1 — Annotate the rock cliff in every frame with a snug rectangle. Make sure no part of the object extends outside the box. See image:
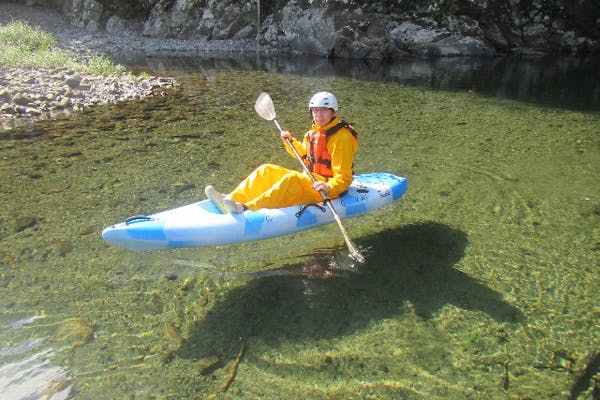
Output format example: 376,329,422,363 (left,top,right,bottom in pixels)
17,0,600,58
